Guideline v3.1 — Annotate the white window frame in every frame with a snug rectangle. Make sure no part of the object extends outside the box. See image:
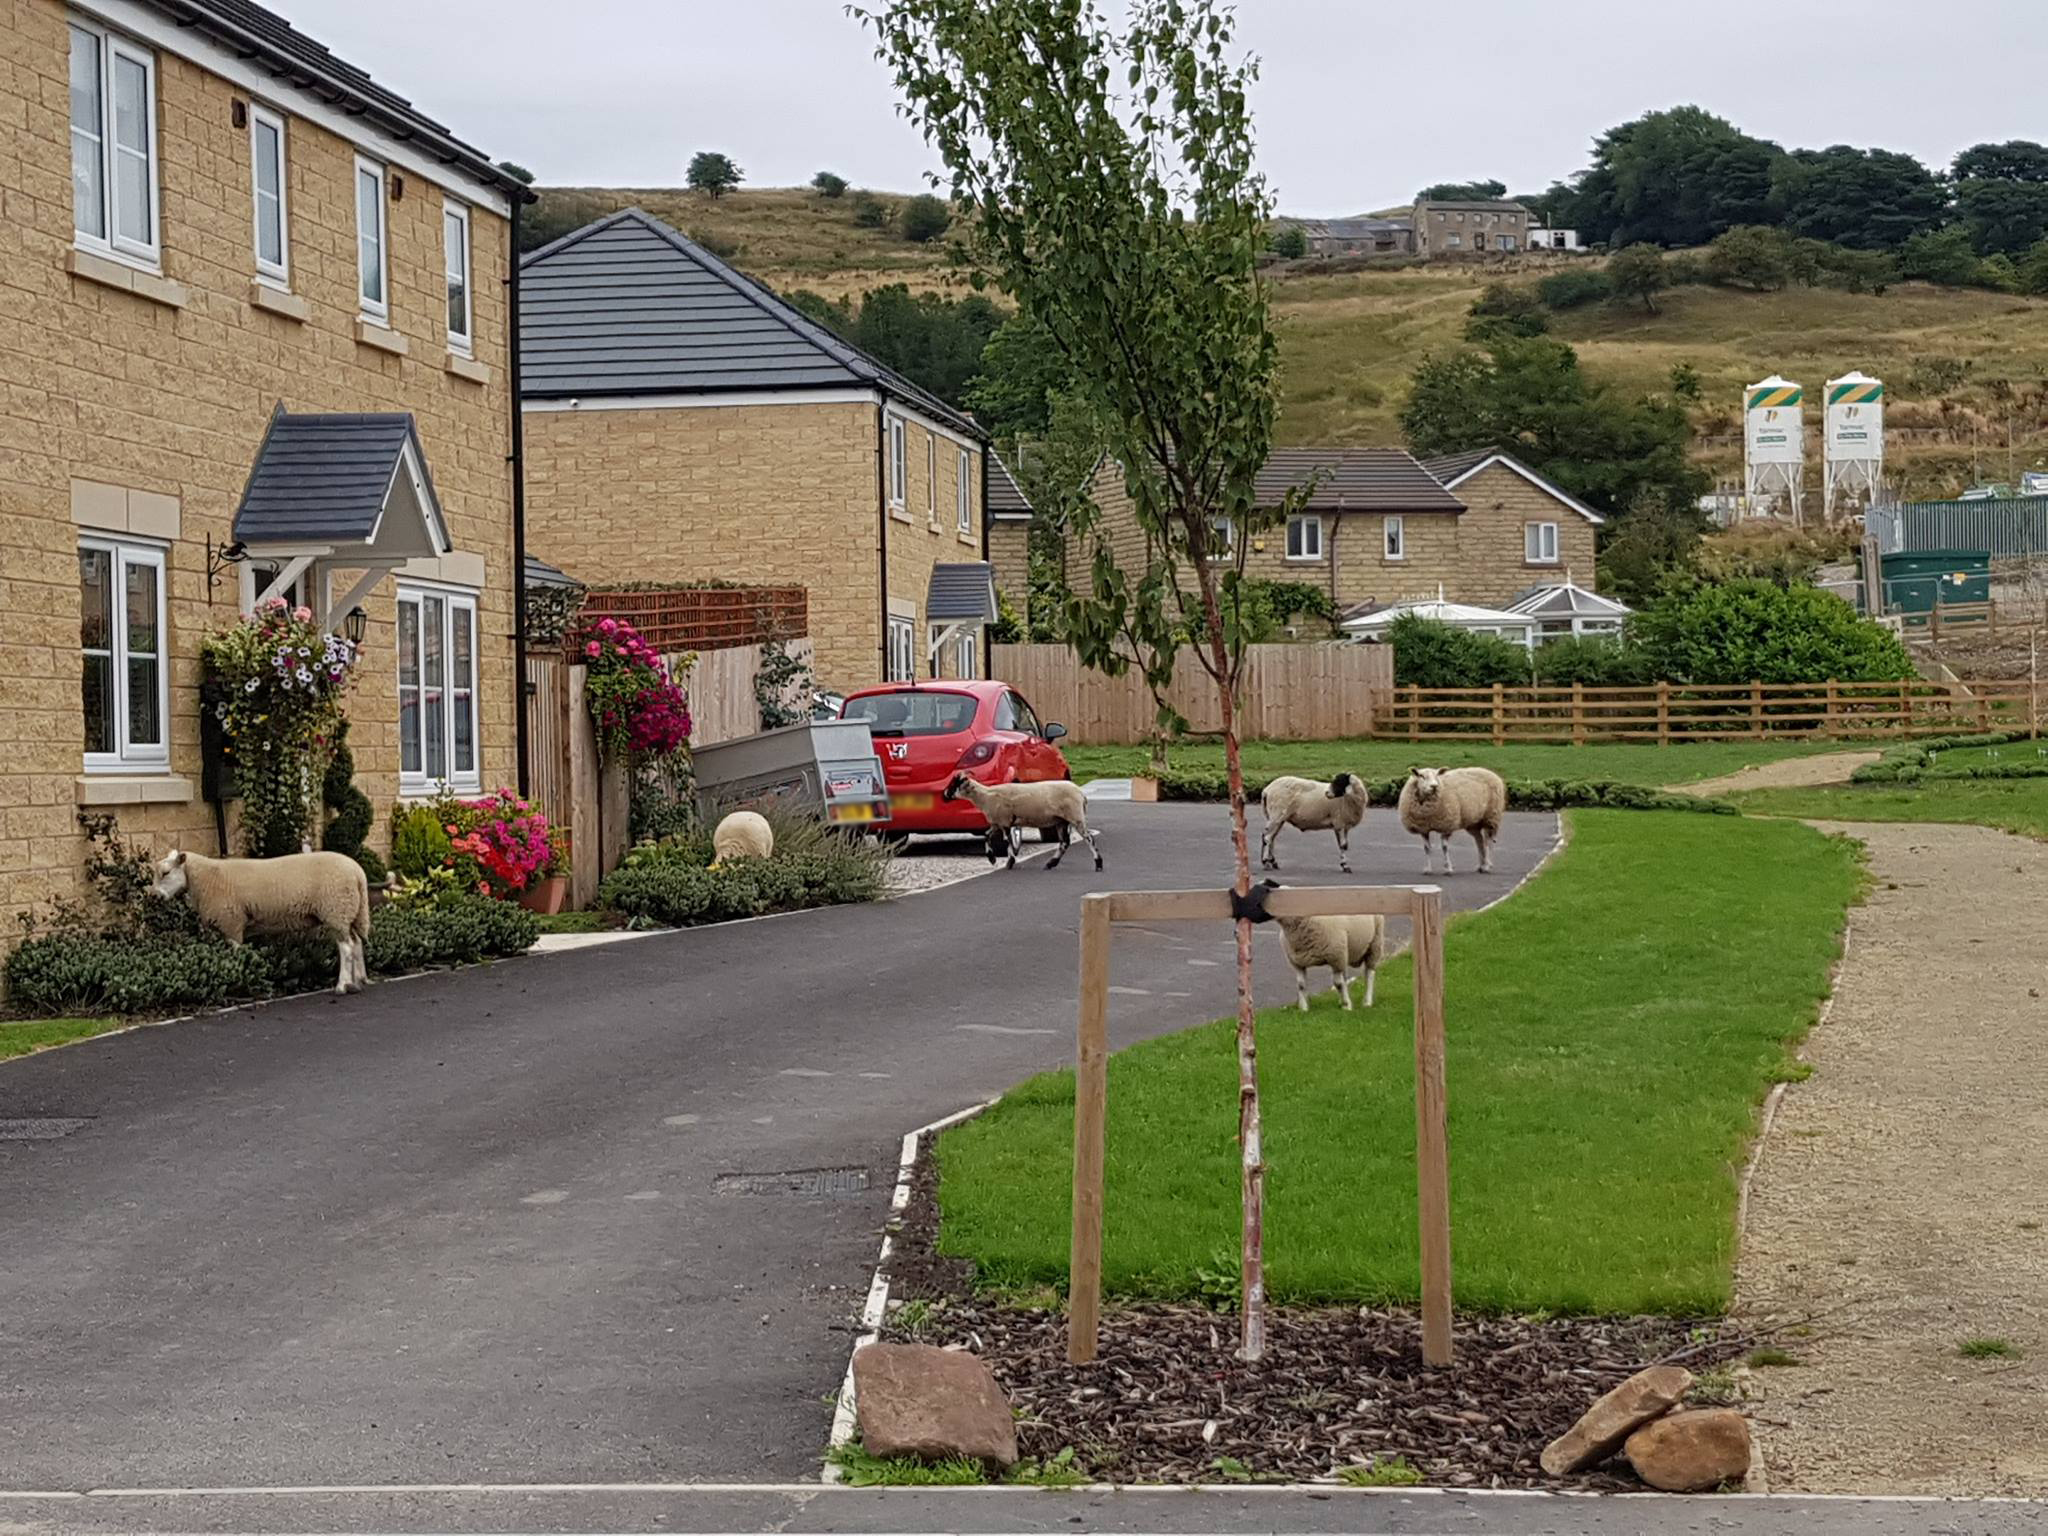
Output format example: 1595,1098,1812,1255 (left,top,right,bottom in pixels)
249,102,289,287
396,583,482,795
925,433,937,522
888,416,907,510
1206,514,1236,561
886,614,915,681
1285,513,1322,561
955,629,977,678
79,535,169,772
443,197,473,354
957,449,973,534
1384,515,1406,561
1525,520,1561,564
70,20,161,269
355,154,389,323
